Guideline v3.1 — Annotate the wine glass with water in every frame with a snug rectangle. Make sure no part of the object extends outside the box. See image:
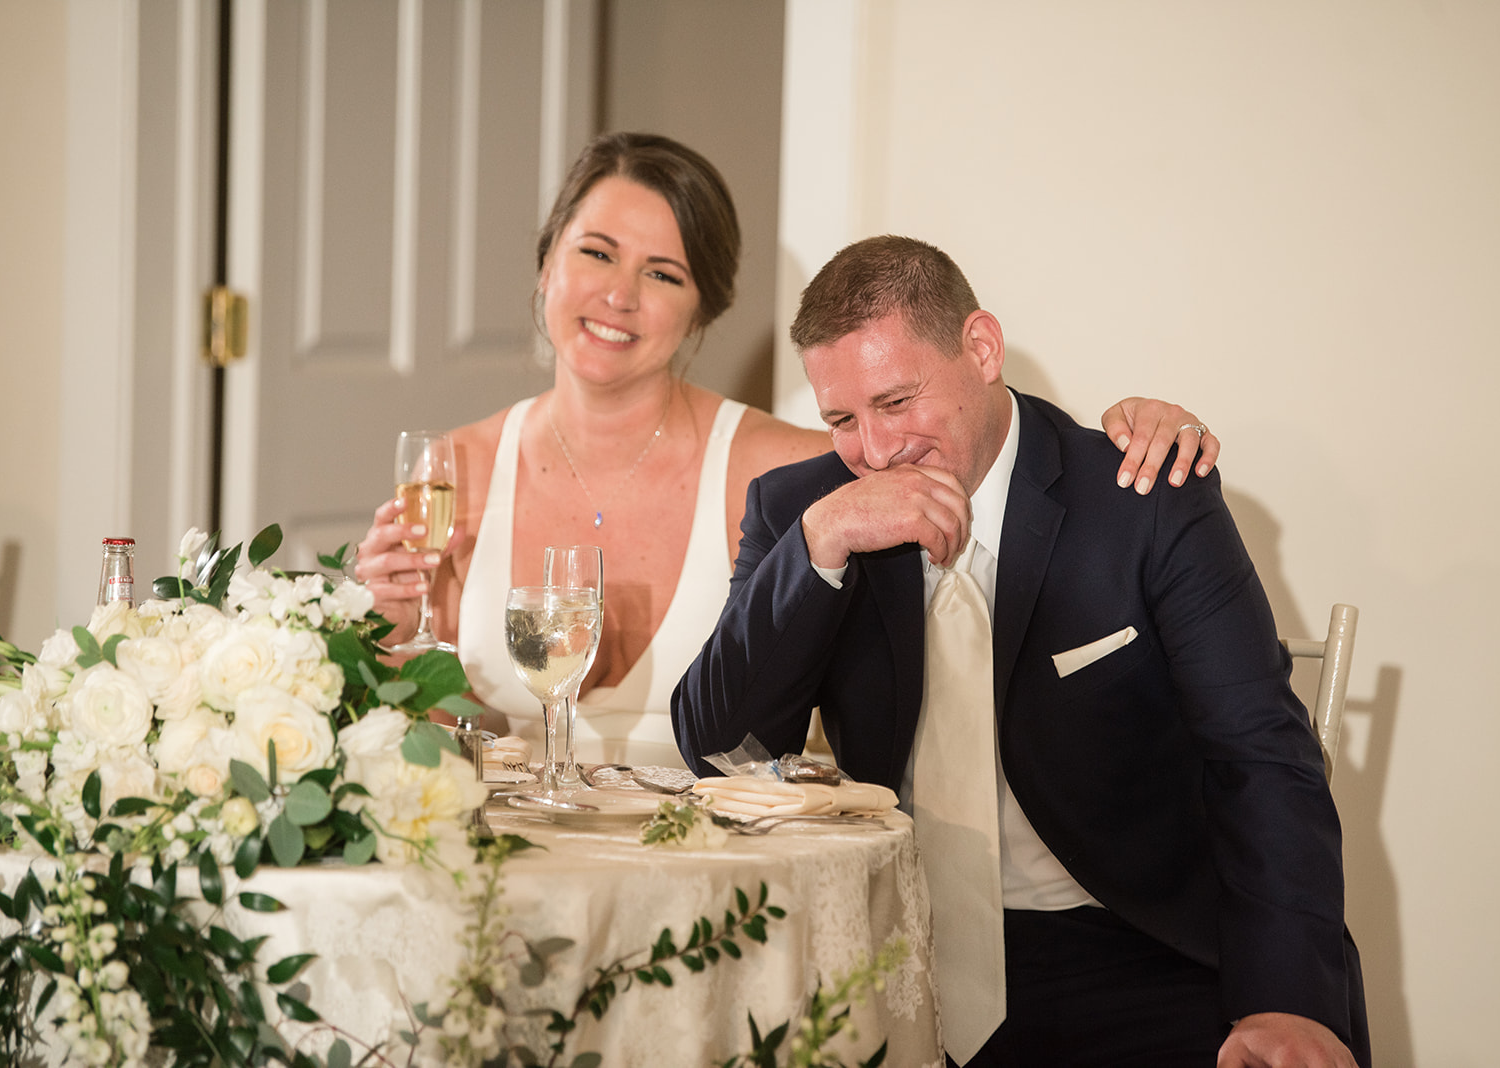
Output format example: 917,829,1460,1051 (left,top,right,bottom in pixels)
543,545,603,788
504,585,602,794
389,430,456,655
